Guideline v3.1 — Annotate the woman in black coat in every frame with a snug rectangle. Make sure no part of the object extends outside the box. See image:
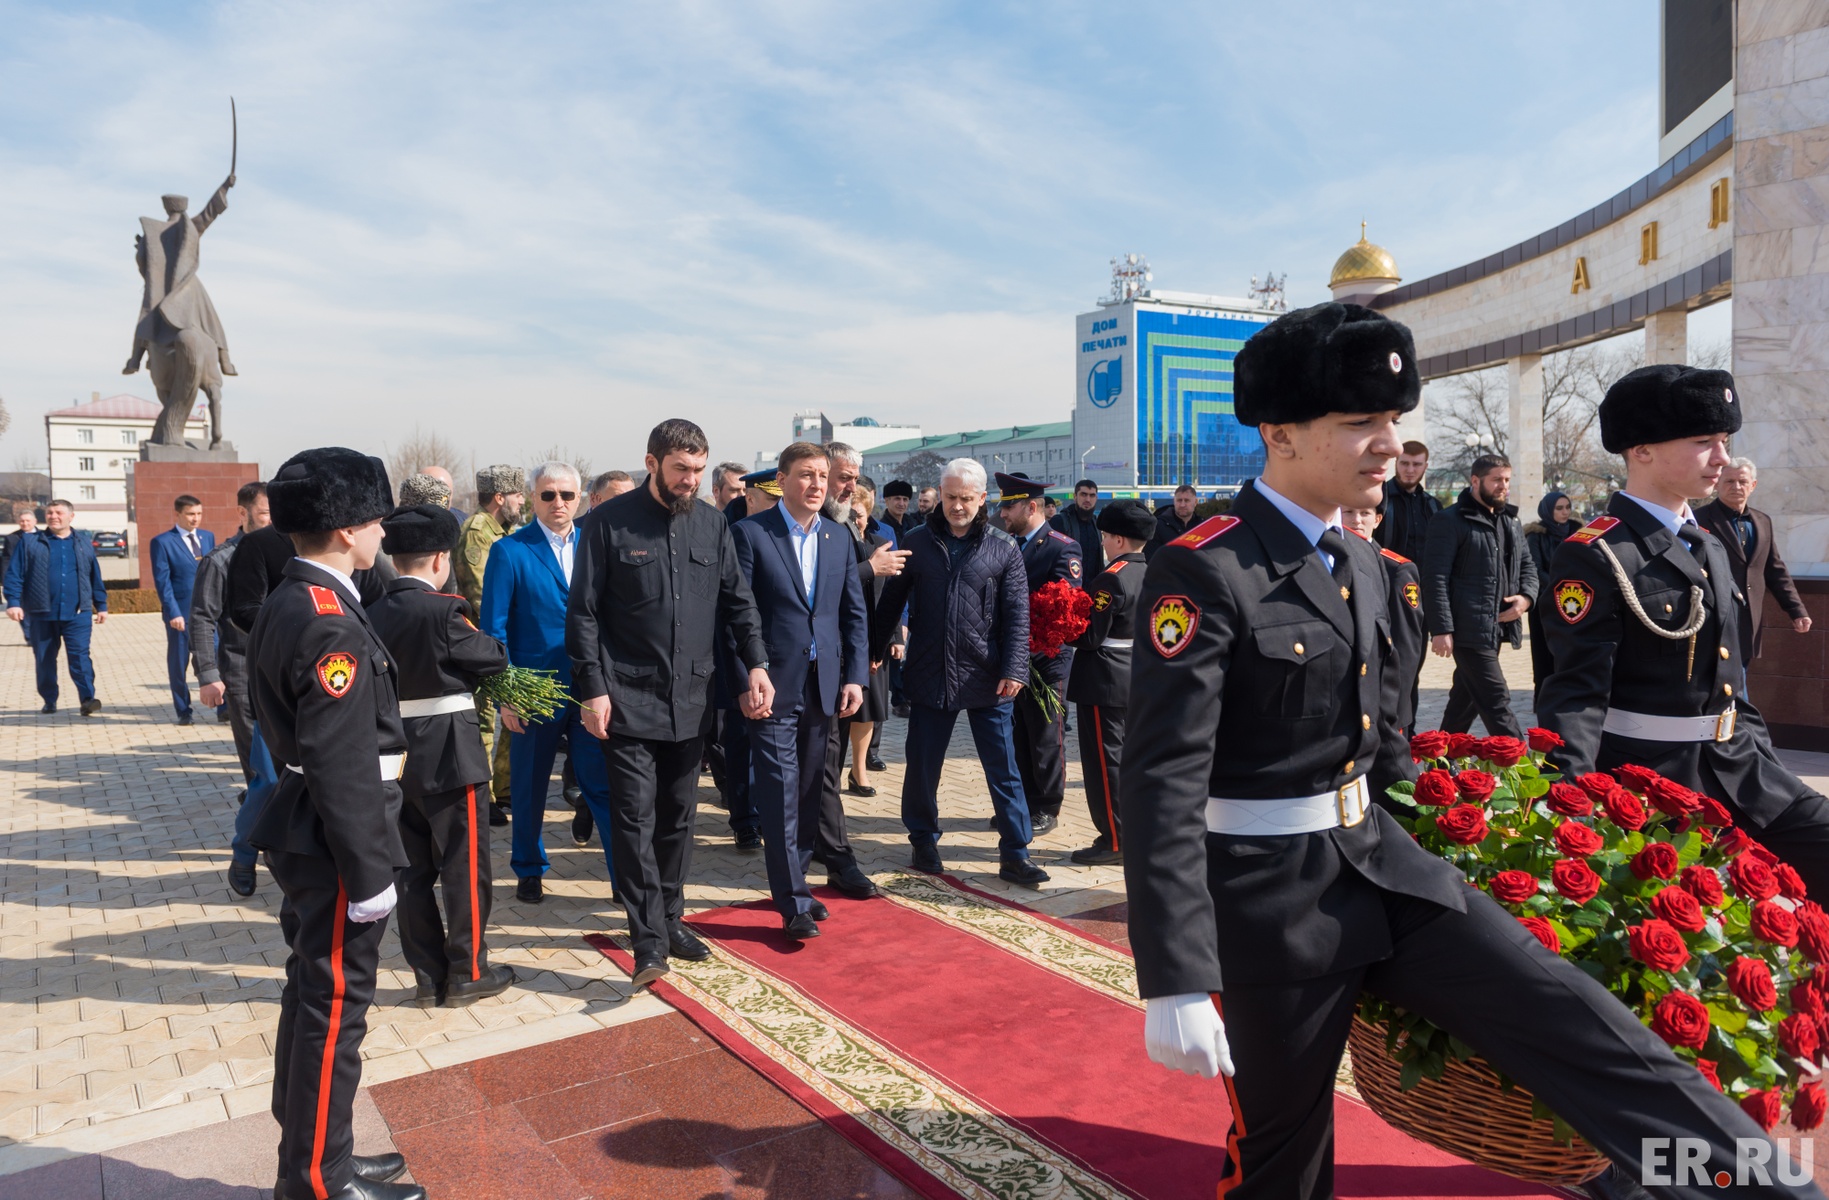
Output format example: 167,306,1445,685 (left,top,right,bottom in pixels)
1523,490,1577,700
842,483,899,795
